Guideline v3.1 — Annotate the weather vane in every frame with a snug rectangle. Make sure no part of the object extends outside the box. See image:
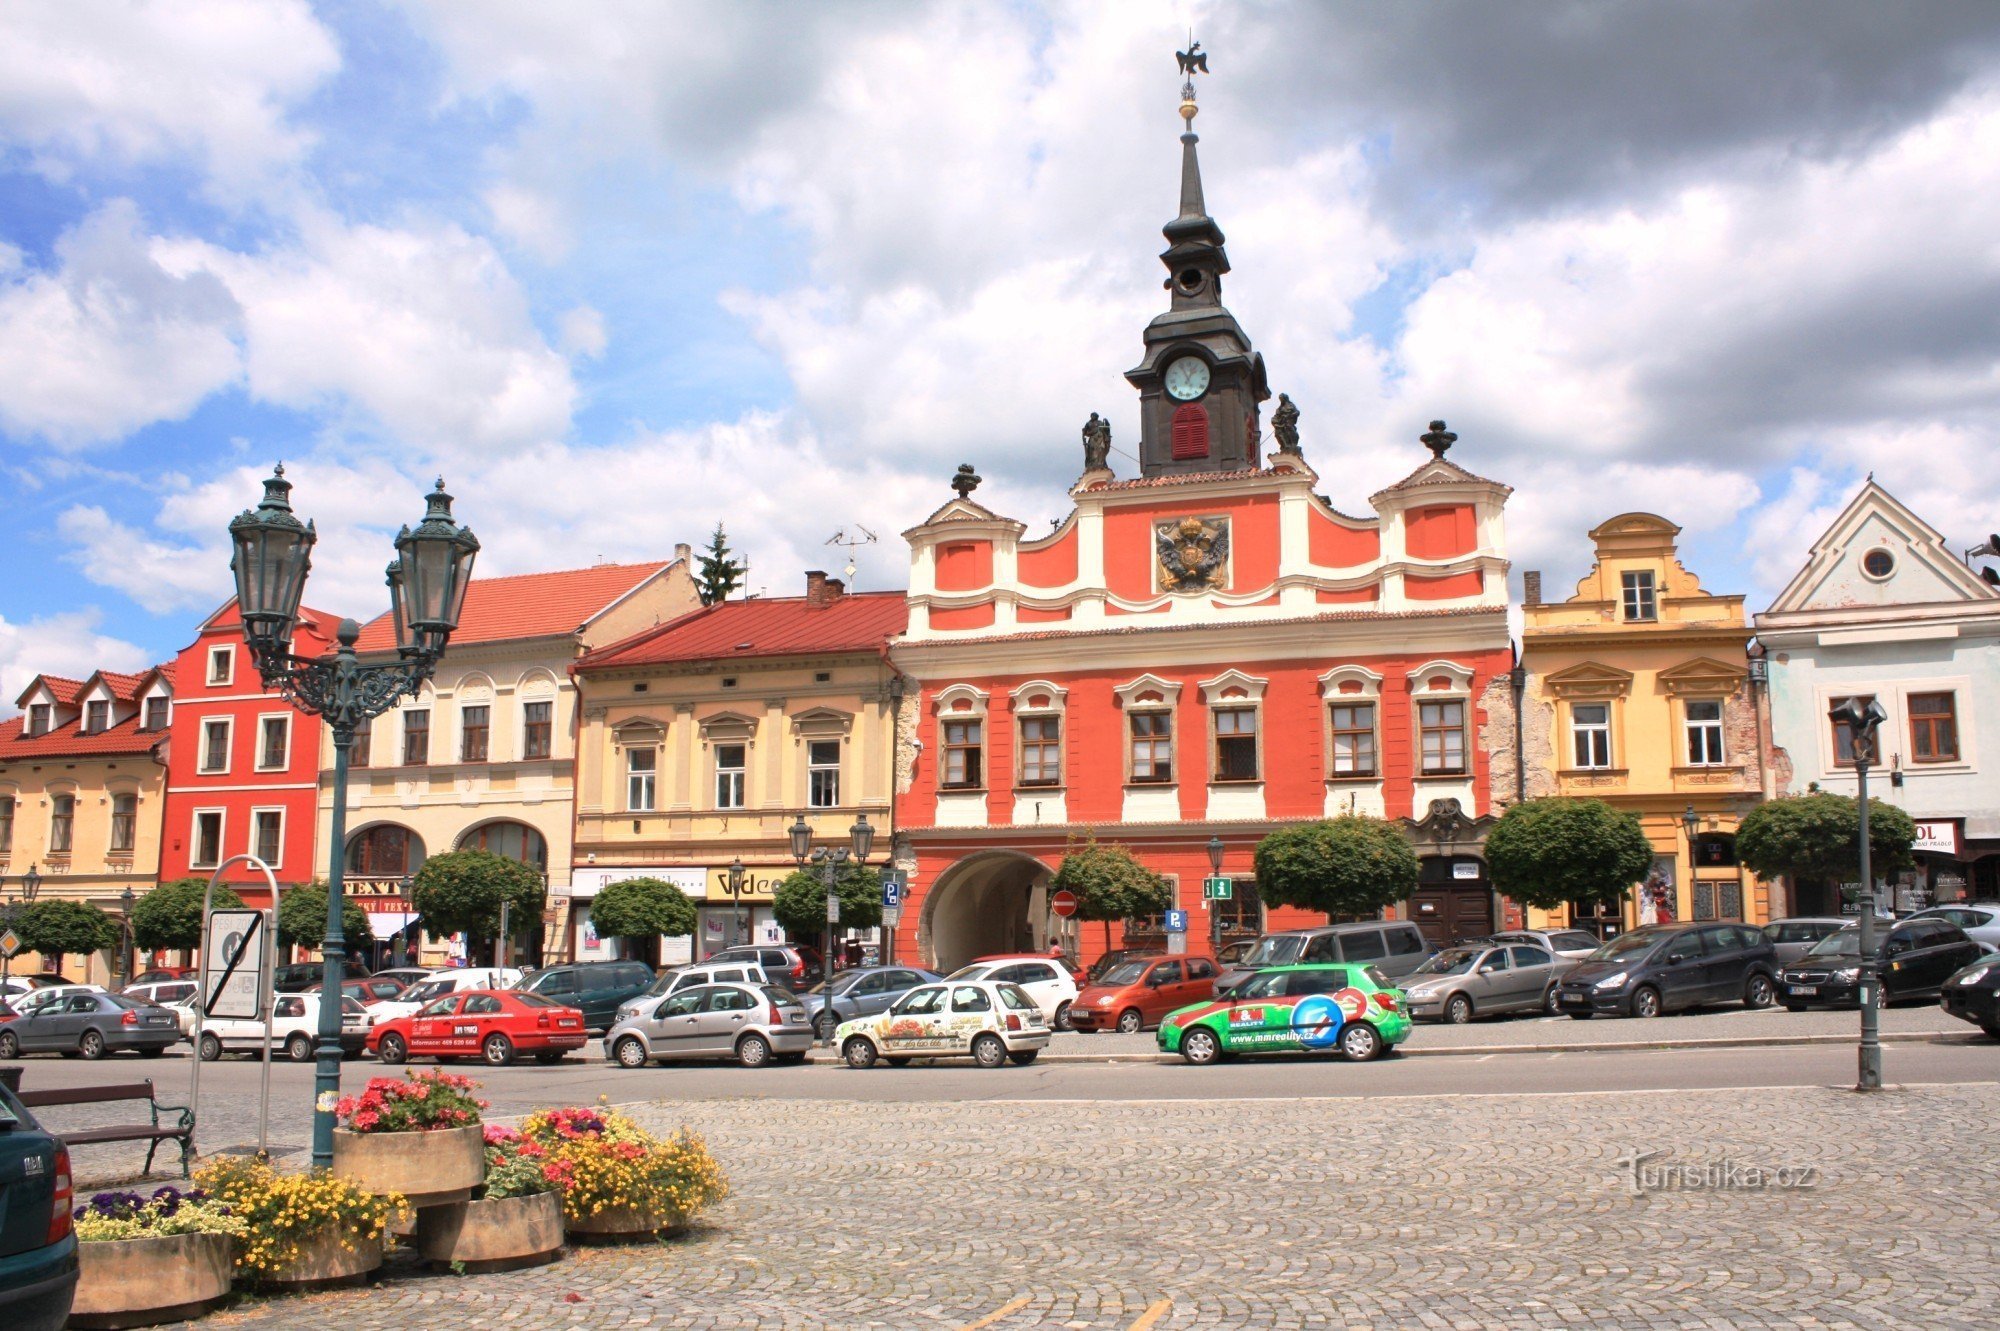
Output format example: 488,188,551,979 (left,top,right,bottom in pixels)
1176,34,1208,125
